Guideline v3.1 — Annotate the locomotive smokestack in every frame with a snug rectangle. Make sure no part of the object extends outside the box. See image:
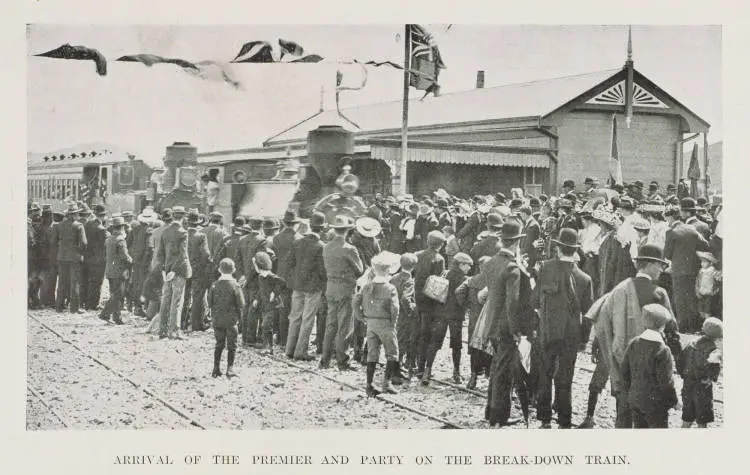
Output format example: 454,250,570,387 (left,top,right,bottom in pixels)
163,142,197,190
